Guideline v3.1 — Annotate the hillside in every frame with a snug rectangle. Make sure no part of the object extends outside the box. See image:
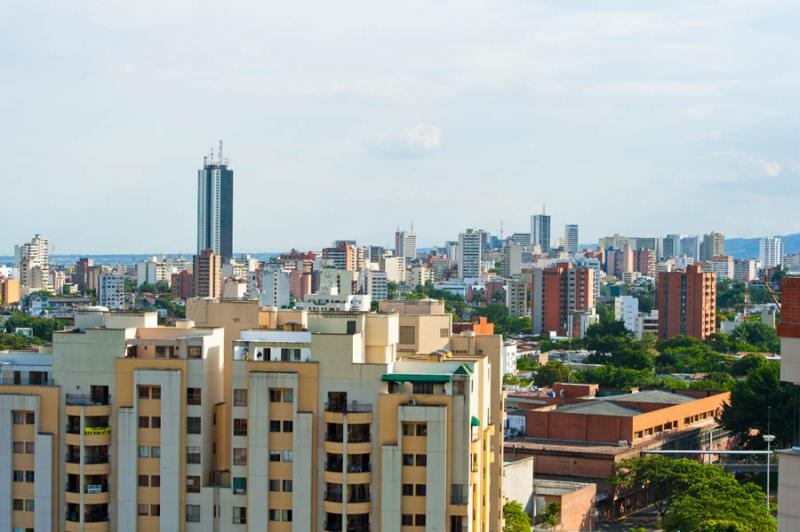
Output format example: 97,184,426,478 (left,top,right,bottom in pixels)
725,233,800,259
